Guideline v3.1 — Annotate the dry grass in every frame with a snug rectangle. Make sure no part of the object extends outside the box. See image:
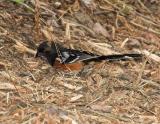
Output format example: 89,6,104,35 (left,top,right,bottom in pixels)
0,0,160,123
